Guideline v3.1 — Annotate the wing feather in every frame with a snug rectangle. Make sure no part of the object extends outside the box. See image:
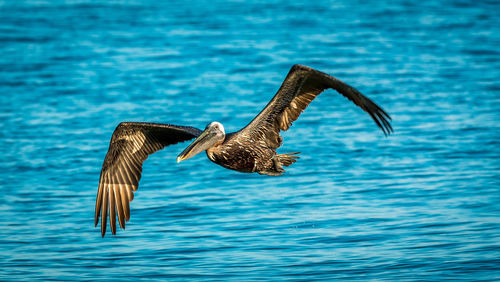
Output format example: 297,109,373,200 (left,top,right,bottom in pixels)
101,182,108,237
237,64,392,149
109,184,116,235
94,175,104,226
114,175,125,229
95,122,202,236
121,184,130,221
